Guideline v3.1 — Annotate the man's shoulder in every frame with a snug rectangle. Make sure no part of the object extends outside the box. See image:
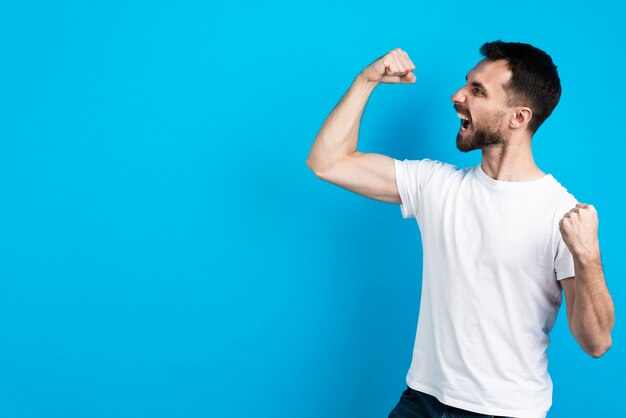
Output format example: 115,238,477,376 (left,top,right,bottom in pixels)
539,175,579,226
546,175,578,206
